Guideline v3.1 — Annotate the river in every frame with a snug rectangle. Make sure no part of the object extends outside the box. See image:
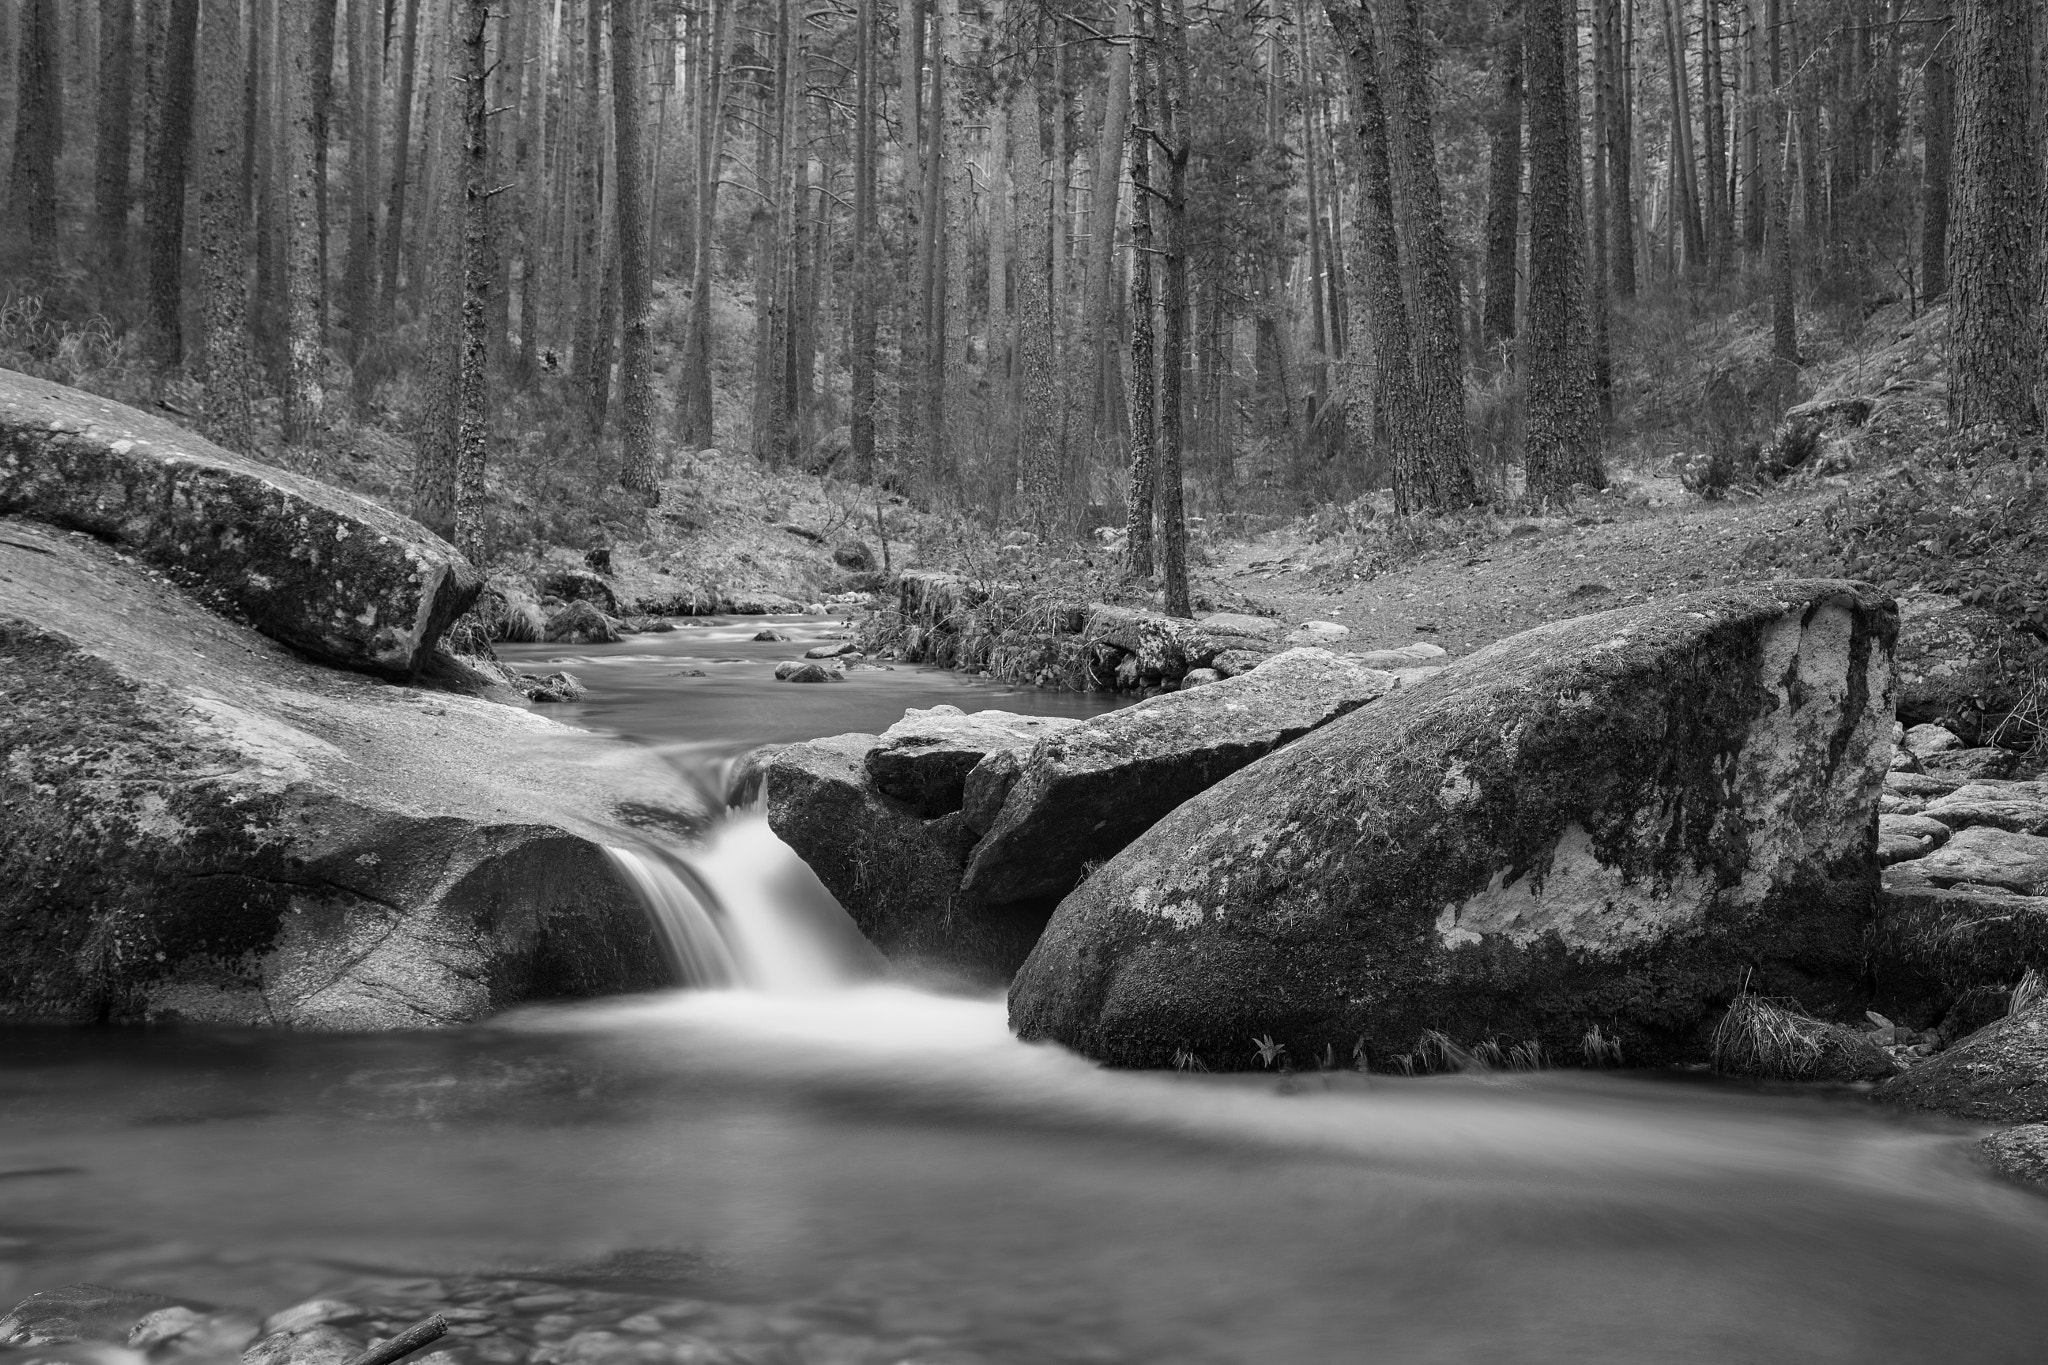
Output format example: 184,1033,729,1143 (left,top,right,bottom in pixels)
2,616,2044,1364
